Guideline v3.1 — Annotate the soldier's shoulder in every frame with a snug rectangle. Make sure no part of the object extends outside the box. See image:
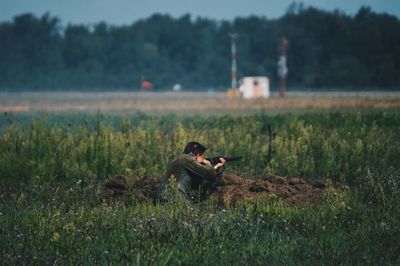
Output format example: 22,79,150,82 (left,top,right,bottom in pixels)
174,154,195,163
